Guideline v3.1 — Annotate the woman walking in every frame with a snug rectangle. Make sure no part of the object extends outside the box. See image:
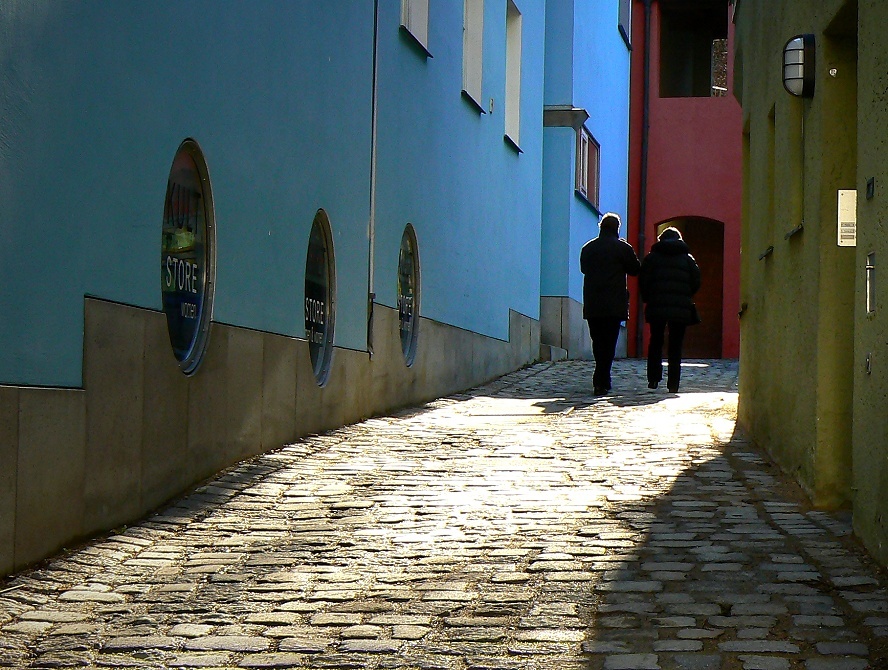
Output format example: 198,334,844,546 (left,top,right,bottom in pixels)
639,227,701,392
